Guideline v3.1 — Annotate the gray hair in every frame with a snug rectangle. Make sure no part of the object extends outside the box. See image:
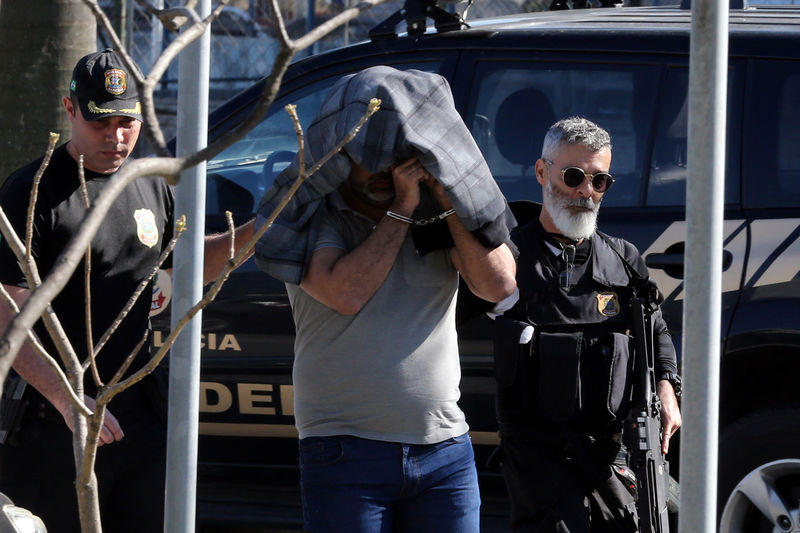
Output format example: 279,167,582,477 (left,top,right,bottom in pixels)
541,116,612,160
